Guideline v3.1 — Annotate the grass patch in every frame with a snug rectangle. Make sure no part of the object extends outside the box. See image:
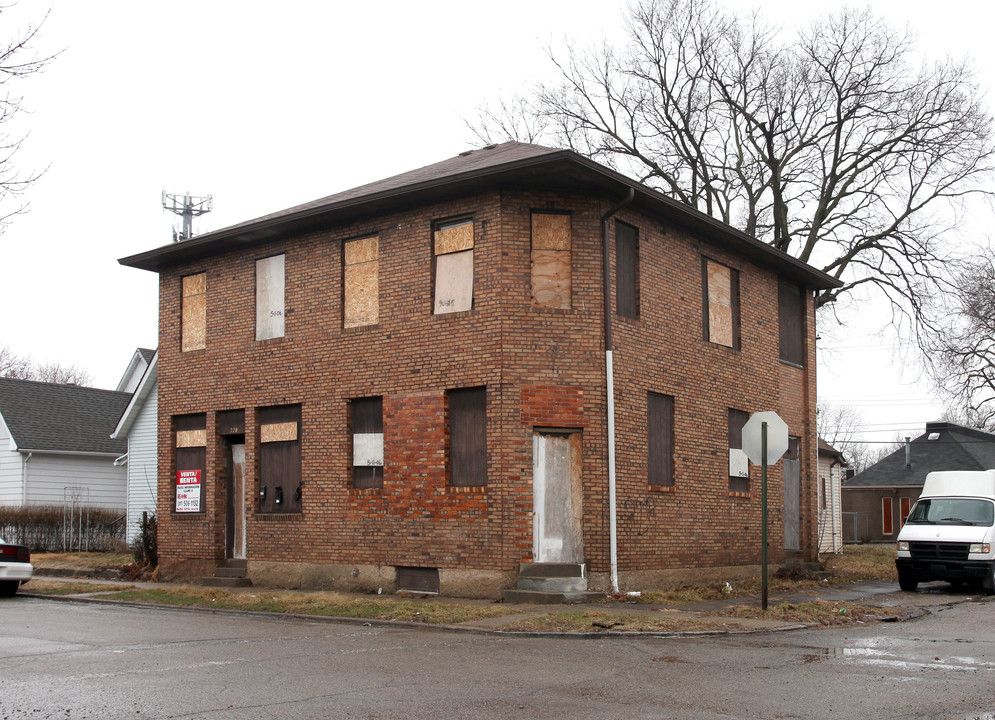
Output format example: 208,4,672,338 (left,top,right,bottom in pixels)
99,587,514,625
823,545,896,583
25,579,137,595
32,551,131,570
718,600,893,626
